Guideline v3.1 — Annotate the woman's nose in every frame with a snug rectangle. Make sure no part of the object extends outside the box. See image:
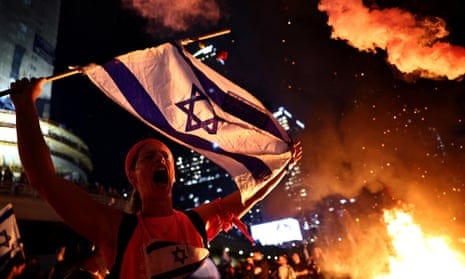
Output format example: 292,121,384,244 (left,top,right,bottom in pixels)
154,153,165,163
